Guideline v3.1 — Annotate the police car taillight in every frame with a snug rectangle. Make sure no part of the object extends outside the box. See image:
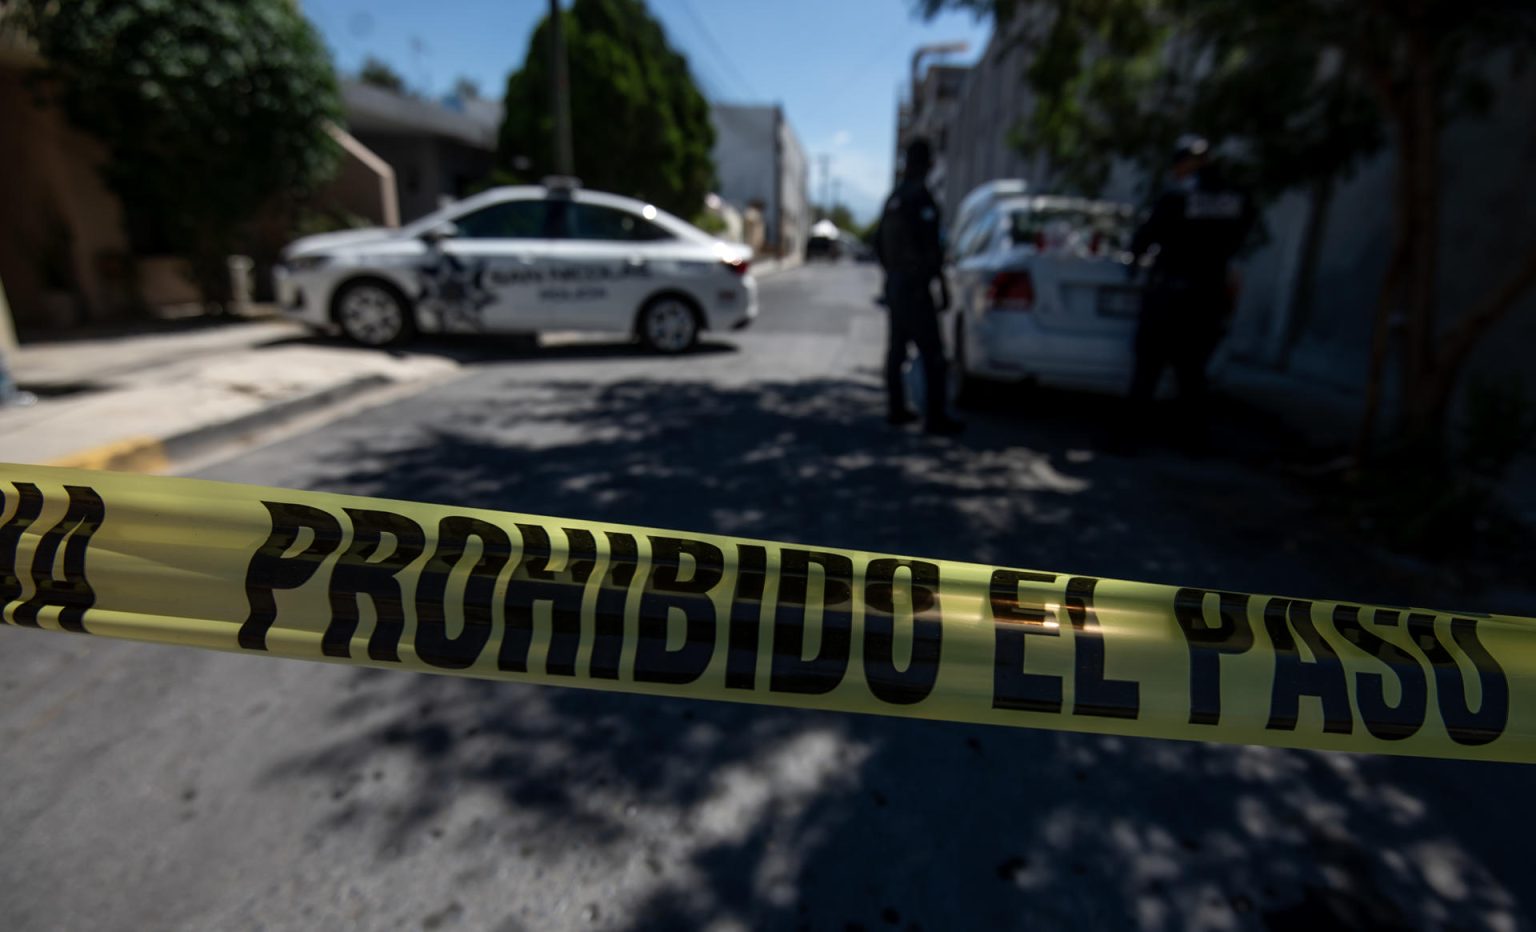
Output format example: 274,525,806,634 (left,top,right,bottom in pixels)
723,258,750,277
986,270,1035,311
